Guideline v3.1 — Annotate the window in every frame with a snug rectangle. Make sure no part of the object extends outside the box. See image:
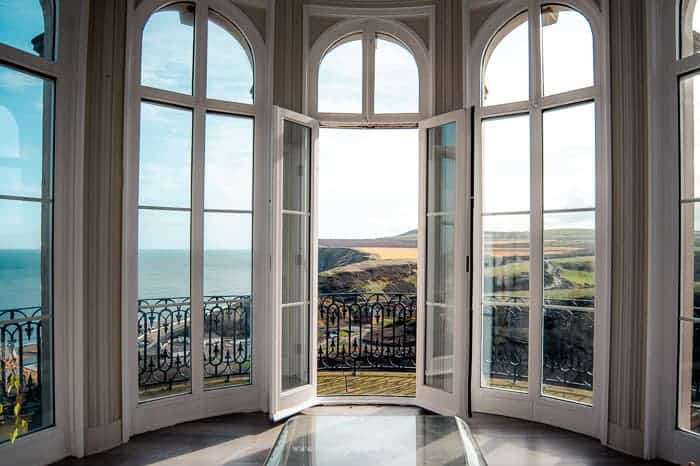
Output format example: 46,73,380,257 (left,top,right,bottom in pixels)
309,18,428,122
478,4,598,406
135,3,256,400
0,0,61,444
